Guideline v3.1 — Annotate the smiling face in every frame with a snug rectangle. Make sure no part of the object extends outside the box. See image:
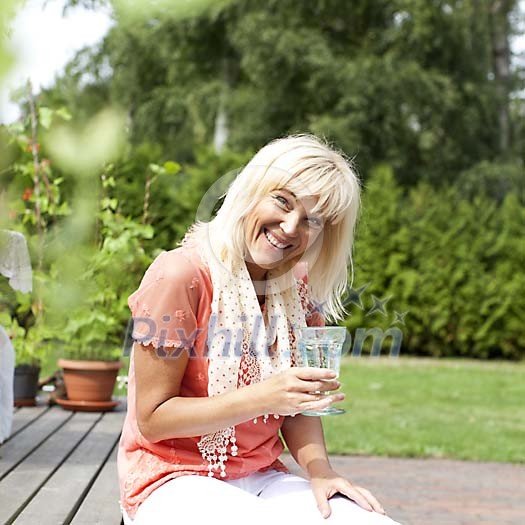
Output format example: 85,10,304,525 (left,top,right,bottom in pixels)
244,188,324,281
